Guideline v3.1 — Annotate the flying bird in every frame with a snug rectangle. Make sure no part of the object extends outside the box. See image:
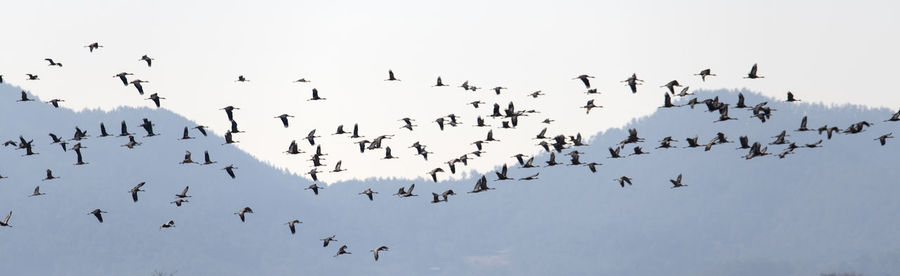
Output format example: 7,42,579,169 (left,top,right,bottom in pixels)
695,69,716,81
670,174,686,188
146,93,165,108
285,219,302,234
371,246,389,261
129,182,146,202
140,55,154,67
129,79,149,95
234,207,254,222
85,42,103,52
223,165,238,179
386,70,400,81
275,114,294,128
744,63,764,79
334,245,352,257
88,209,107,223
309,88,326,100
44,58,63,67
573,74,595,88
